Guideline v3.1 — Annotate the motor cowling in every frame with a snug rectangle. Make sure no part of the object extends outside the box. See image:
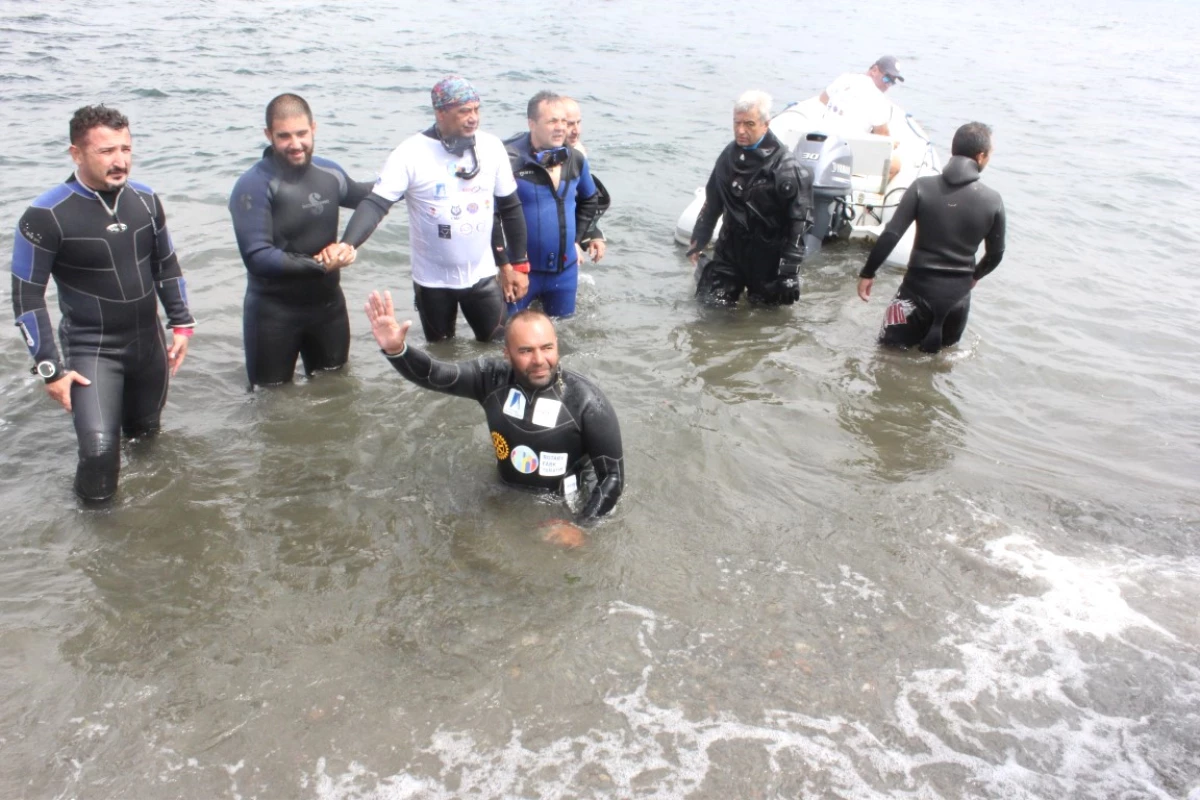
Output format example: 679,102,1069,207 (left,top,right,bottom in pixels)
793,132,853,255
